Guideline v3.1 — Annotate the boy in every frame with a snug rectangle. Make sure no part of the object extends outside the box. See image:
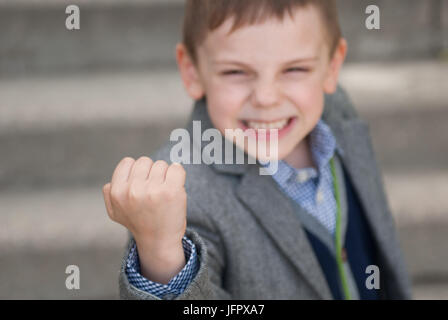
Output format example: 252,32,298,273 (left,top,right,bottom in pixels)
102,0,412,299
